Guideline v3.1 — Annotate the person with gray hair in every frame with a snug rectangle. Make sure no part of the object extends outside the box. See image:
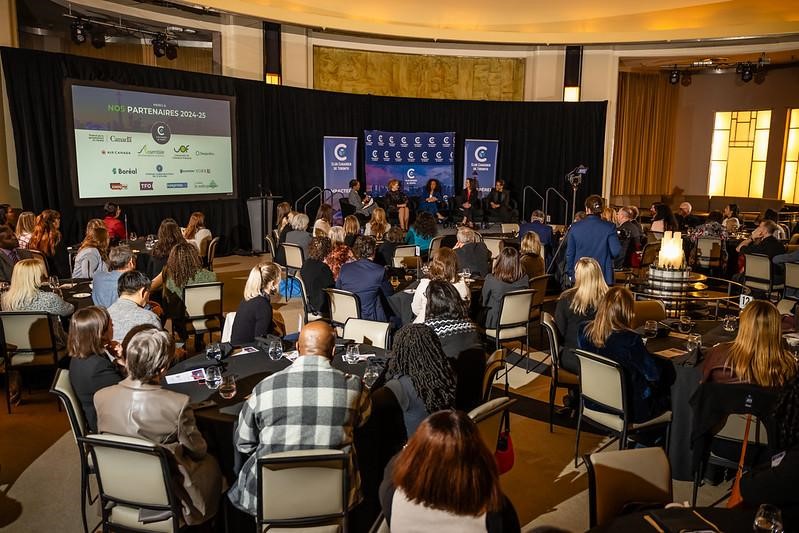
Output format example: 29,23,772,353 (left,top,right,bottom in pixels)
614,206,644,268
676,201,701,231
92,245,135,308
285,212,312,256
519,209,553,249
94,327,223,526
453,226,492,277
